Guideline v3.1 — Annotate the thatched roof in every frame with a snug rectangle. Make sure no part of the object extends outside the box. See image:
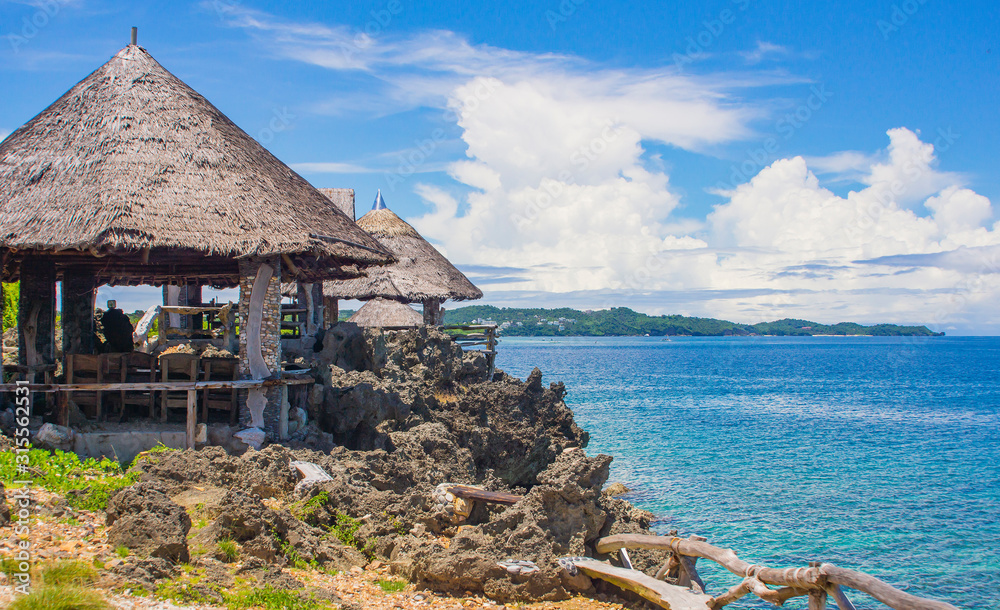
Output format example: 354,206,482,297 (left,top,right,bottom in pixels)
326,191,483,302
347,298,423,327
0,44,391,285
318,188,355,220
